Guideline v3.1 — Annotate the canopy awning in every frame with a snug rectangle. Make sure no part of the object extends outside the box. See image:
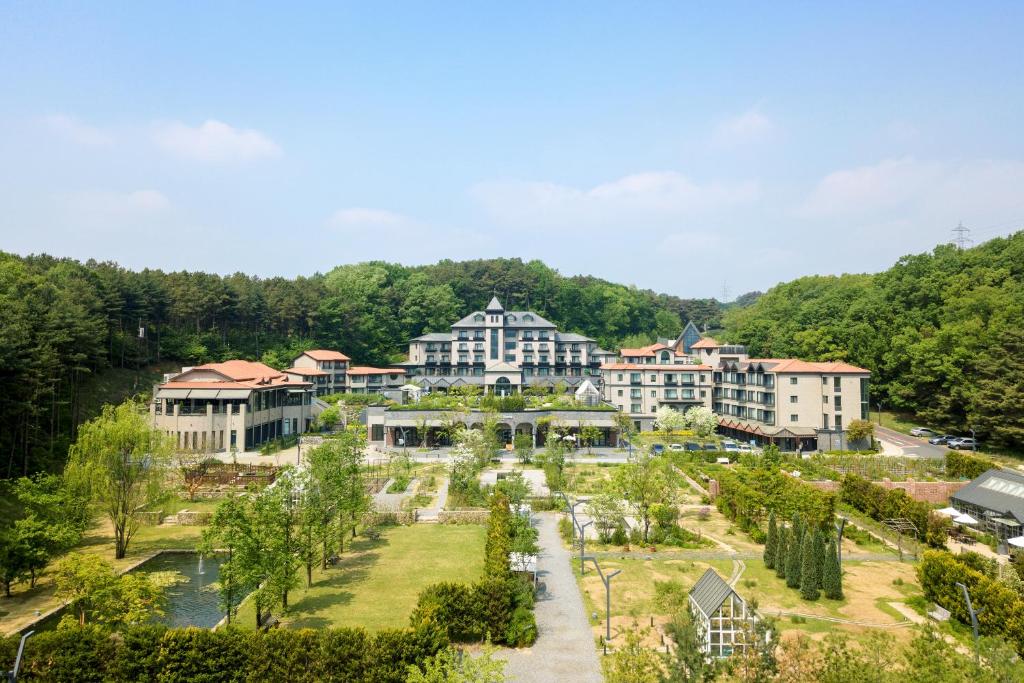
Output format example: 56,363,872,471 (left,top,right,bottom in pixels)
1008,536,1024,548
937,507,960,517
156,388,192,399
217,389,252,399
954,514,979,525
